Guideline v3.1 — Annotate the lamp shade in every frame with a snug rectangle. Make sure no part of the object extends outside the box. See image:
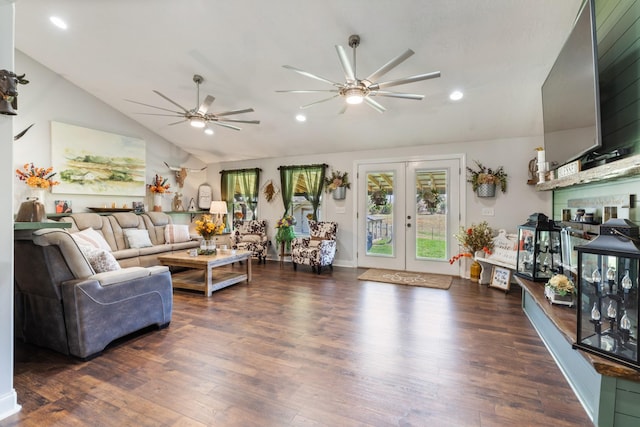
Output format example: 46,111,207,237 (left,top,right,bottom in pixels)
209,201,228,215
